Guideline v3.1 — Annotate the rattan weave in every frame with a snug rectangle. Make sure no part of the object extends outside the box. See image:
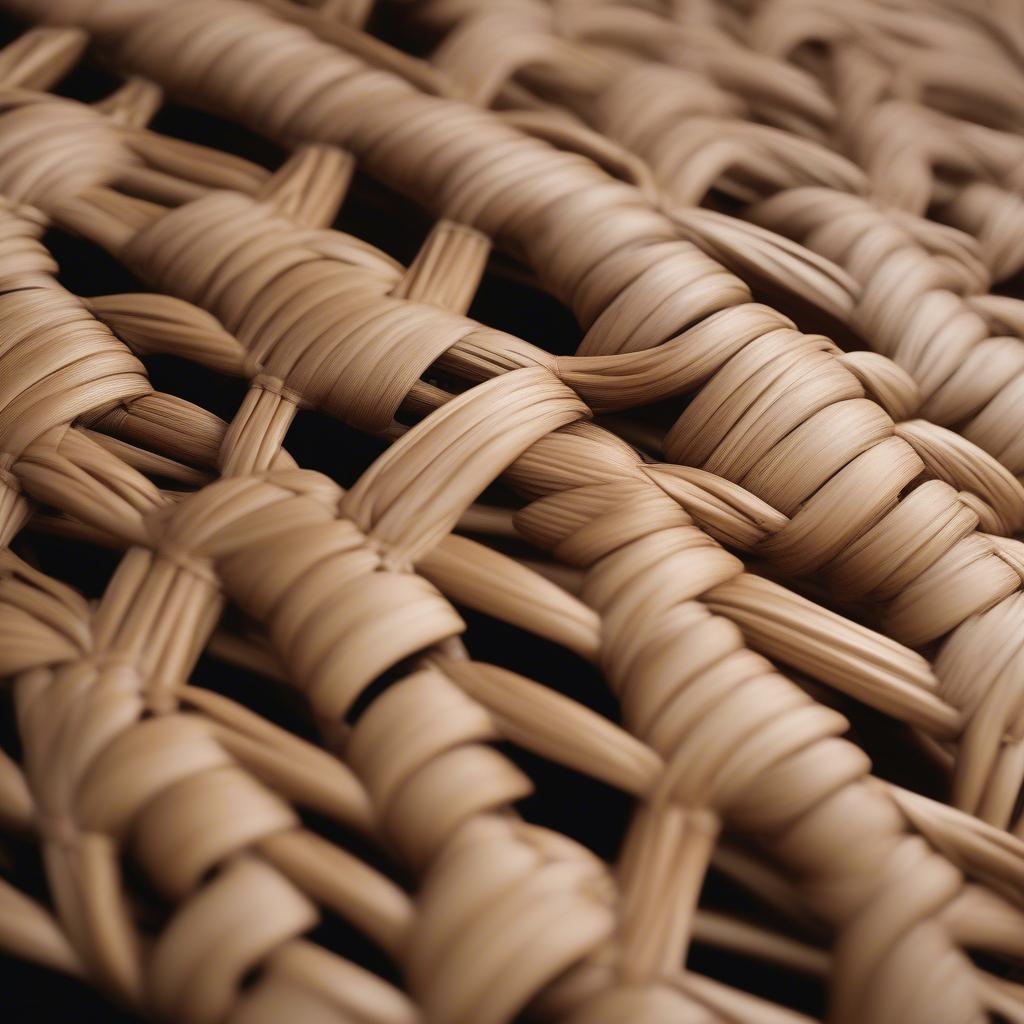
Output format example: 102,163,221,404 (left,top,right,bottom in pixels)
0,1,1024,1022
